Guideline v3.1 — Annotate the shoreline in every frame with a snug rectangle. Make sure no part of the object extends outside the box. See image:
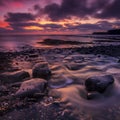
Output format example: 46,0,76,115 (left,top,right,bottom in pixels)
0,44,120,120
